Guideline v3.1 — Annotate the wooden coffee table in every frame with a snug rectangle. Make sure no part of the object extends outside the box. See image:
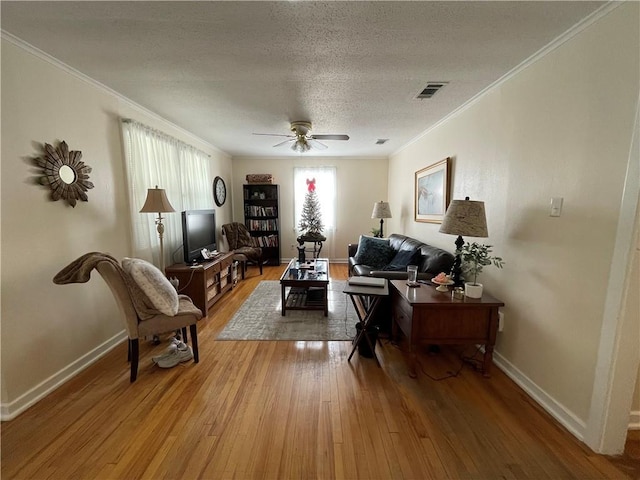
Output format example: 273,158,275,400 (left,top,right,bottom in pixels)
279,258,330,316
